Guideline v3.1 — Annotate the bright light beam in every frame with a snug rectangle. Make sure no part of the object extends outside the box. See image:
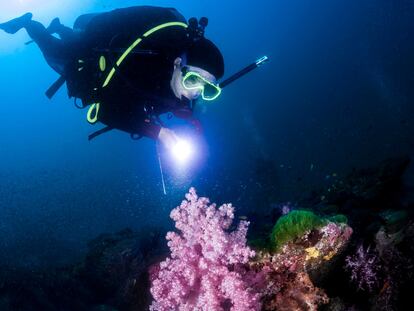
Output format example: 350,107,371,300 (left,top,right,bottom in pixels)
171,139,194,165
